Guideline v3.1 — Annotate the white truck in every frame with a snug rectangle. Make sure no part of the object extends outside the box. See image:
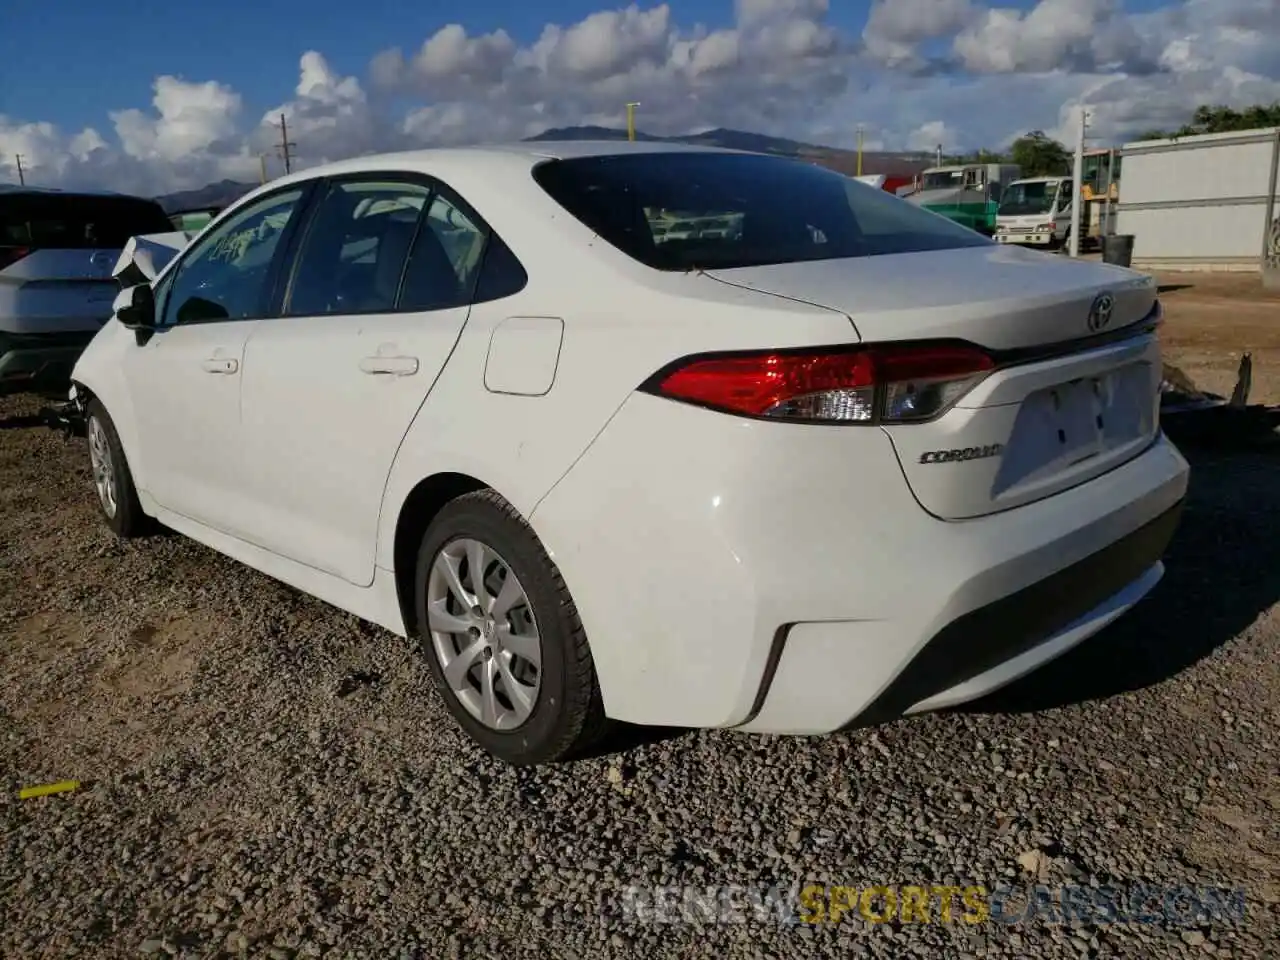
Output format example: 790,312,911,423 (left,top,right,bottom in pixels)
994,176,1074,249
